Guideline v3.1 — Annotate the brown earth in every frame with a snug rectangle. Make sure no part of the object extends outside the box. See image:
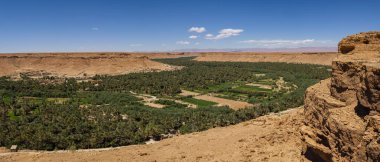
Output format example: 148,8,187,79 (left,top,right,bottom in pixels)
135,95,166,109
0,53,185,78
0,51,337,79
301,31,380,161
133,52,199,59
194,52,338,65
179,90,253,109
246,83,273,89
0,108,304,162
194,94,253,110
179,90,200,96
